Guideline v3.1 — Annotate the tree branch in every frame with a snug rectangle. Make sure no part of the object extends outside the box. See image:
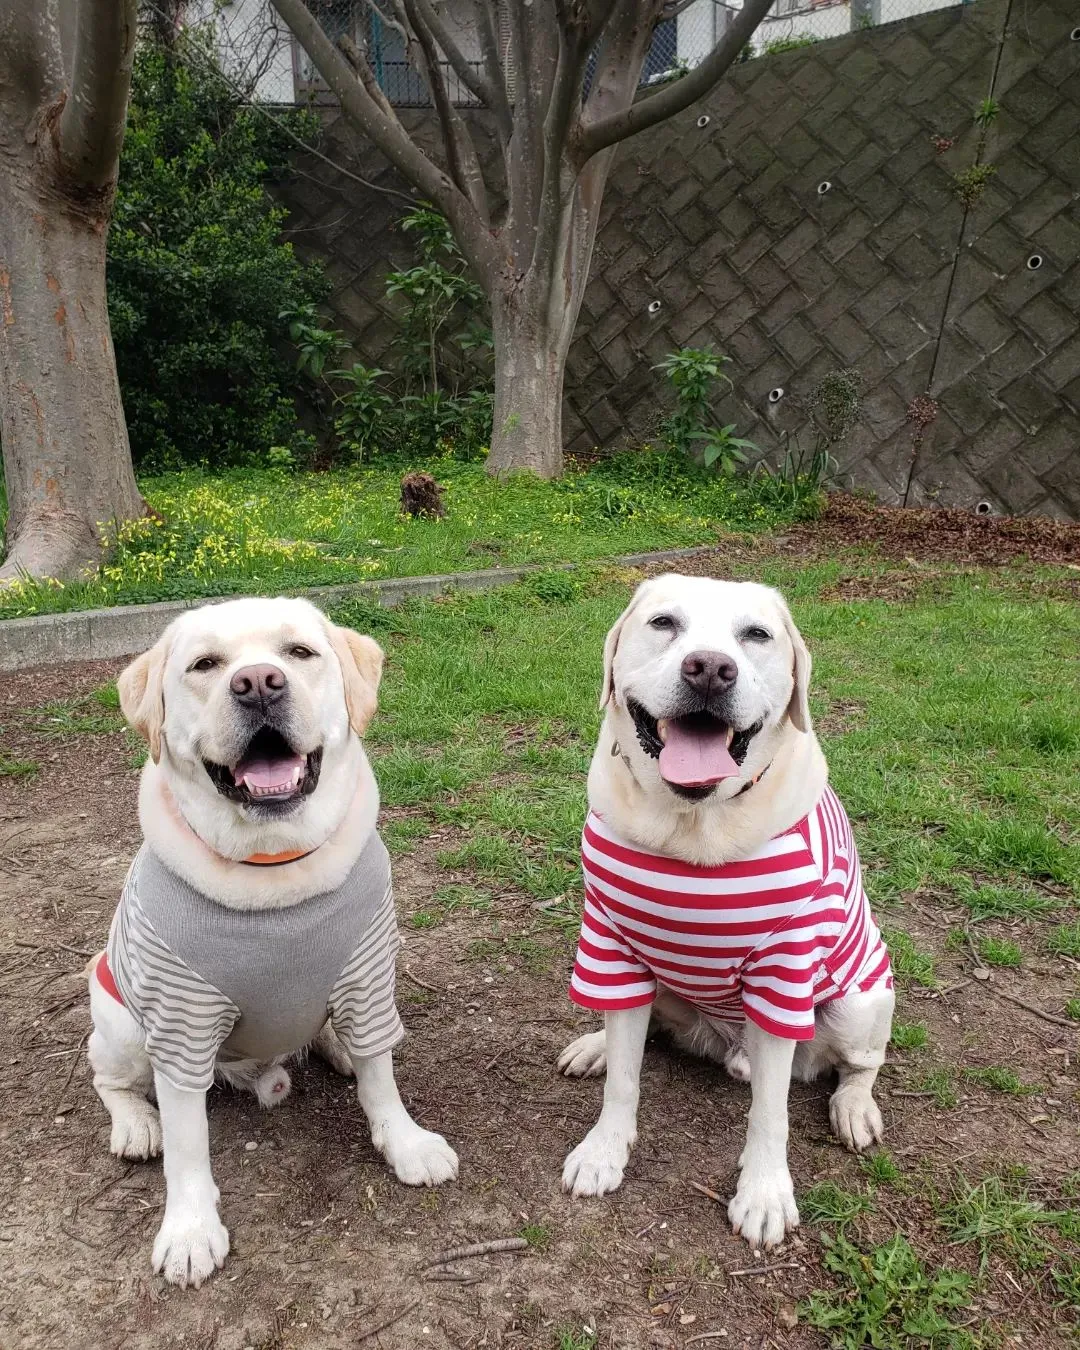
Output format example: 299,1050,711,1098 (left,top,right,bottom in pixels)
57,0,139,190
270,0,498,283
579,0,773,158
340,33,399,123
409,0,501,112
467,0,513,142
401,0,490,223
